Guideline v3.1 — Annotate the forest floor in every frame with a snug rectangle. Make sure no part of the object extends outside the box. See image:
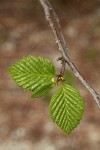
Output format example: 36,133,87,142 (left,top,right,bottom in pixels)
0,0,100,150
